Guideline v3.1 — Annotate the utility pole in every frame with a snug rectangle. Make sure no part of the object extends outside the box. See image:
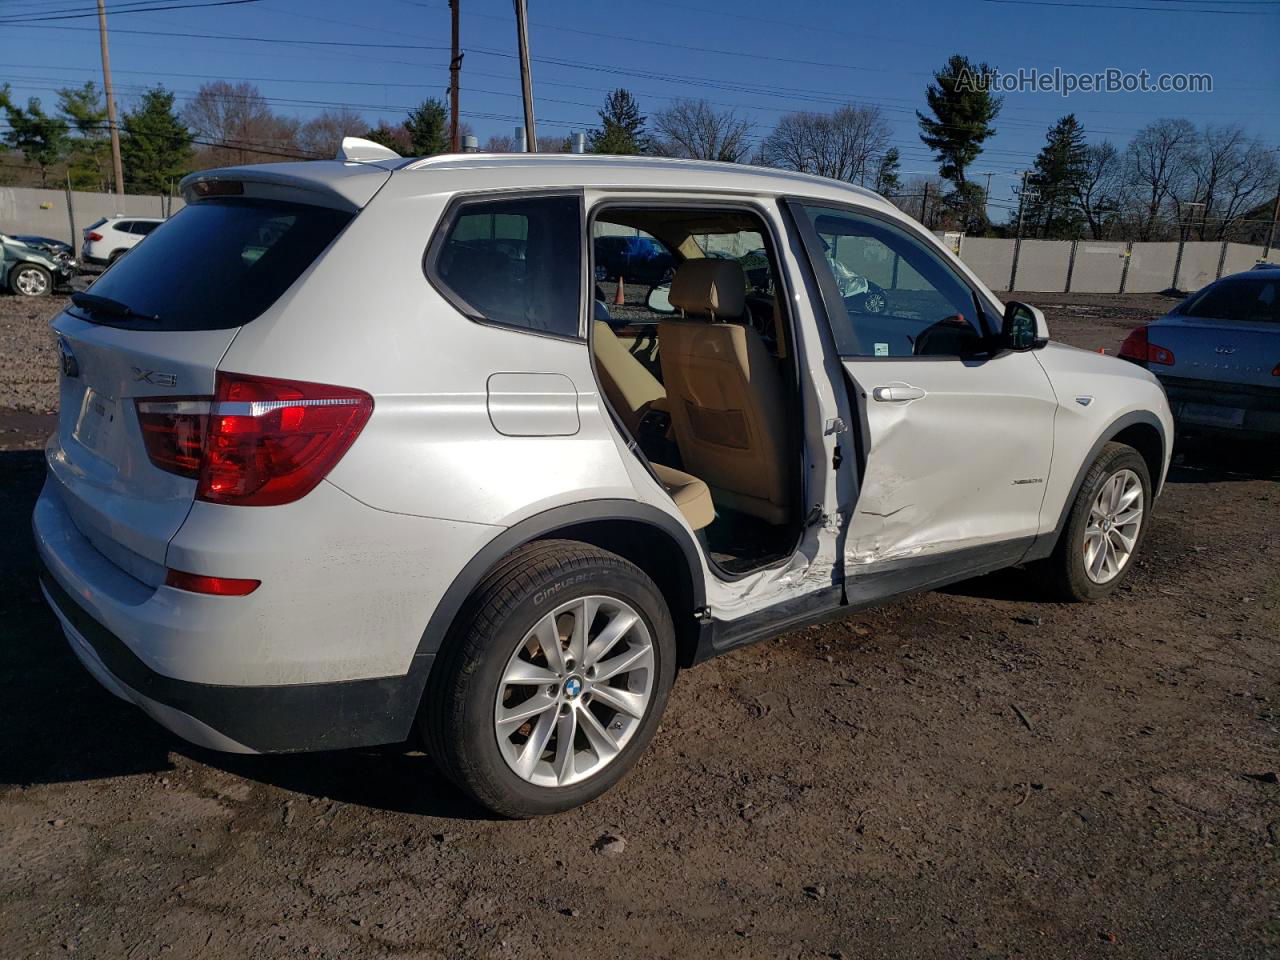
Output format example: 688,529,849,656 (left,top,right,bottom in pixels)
513,0,537,152
1009,170,1030,292
1263,176,1280,262
920,182,930,229
96,0,125,198
1014,169,1029,240
448,0,461,152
